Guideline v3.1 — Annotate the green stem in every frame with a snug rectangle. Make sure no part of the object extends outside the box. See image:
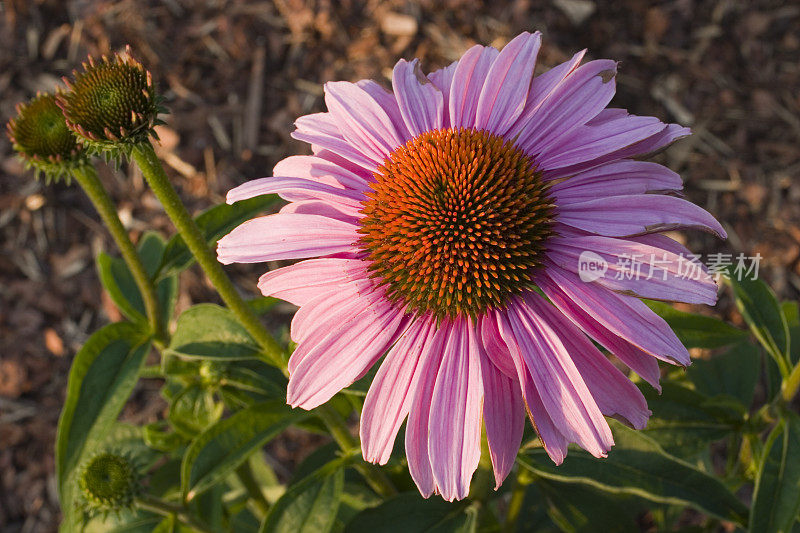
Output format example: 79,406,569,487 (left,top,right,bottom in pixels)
235,462,270,516
135,494,215,533
781,360,800,404
316,405,397,499
131,141,397,498
504,466,533,532
130,142,283,366
72,165,165,343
